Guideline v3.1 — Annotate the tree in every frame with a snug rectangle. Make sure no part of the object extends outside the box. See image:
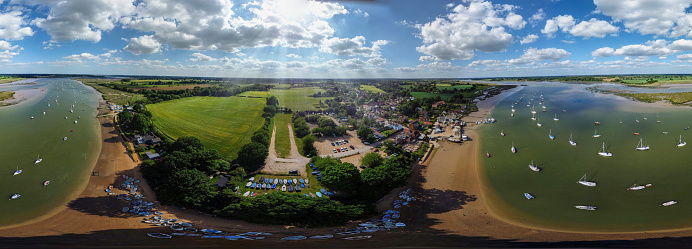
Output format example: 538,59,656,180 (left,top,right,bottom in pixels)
266,96,279,106
158,169,217,208
302,135,317,156
131,113,151,134
357,126,373,139
251,131,270,146
322,162,361,194
317,117,336,129
234,142,268,172
117,110,131,124
360,152,383,168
